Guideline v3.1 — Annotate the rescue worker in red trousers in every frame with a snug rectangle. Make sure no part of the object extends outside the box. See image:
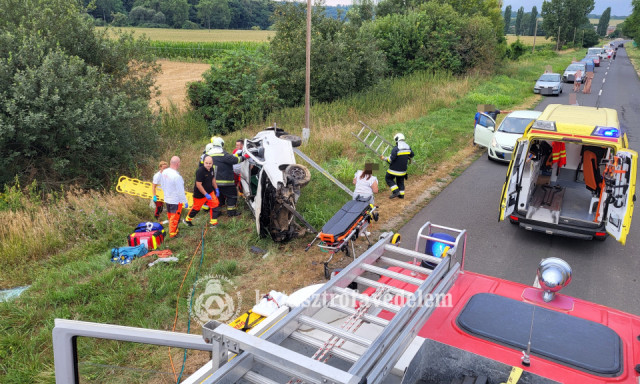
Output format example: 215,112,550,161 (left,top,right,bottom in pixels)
380,133,414,199
160,156,188,237
209,137,247,218
183,155,220,227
